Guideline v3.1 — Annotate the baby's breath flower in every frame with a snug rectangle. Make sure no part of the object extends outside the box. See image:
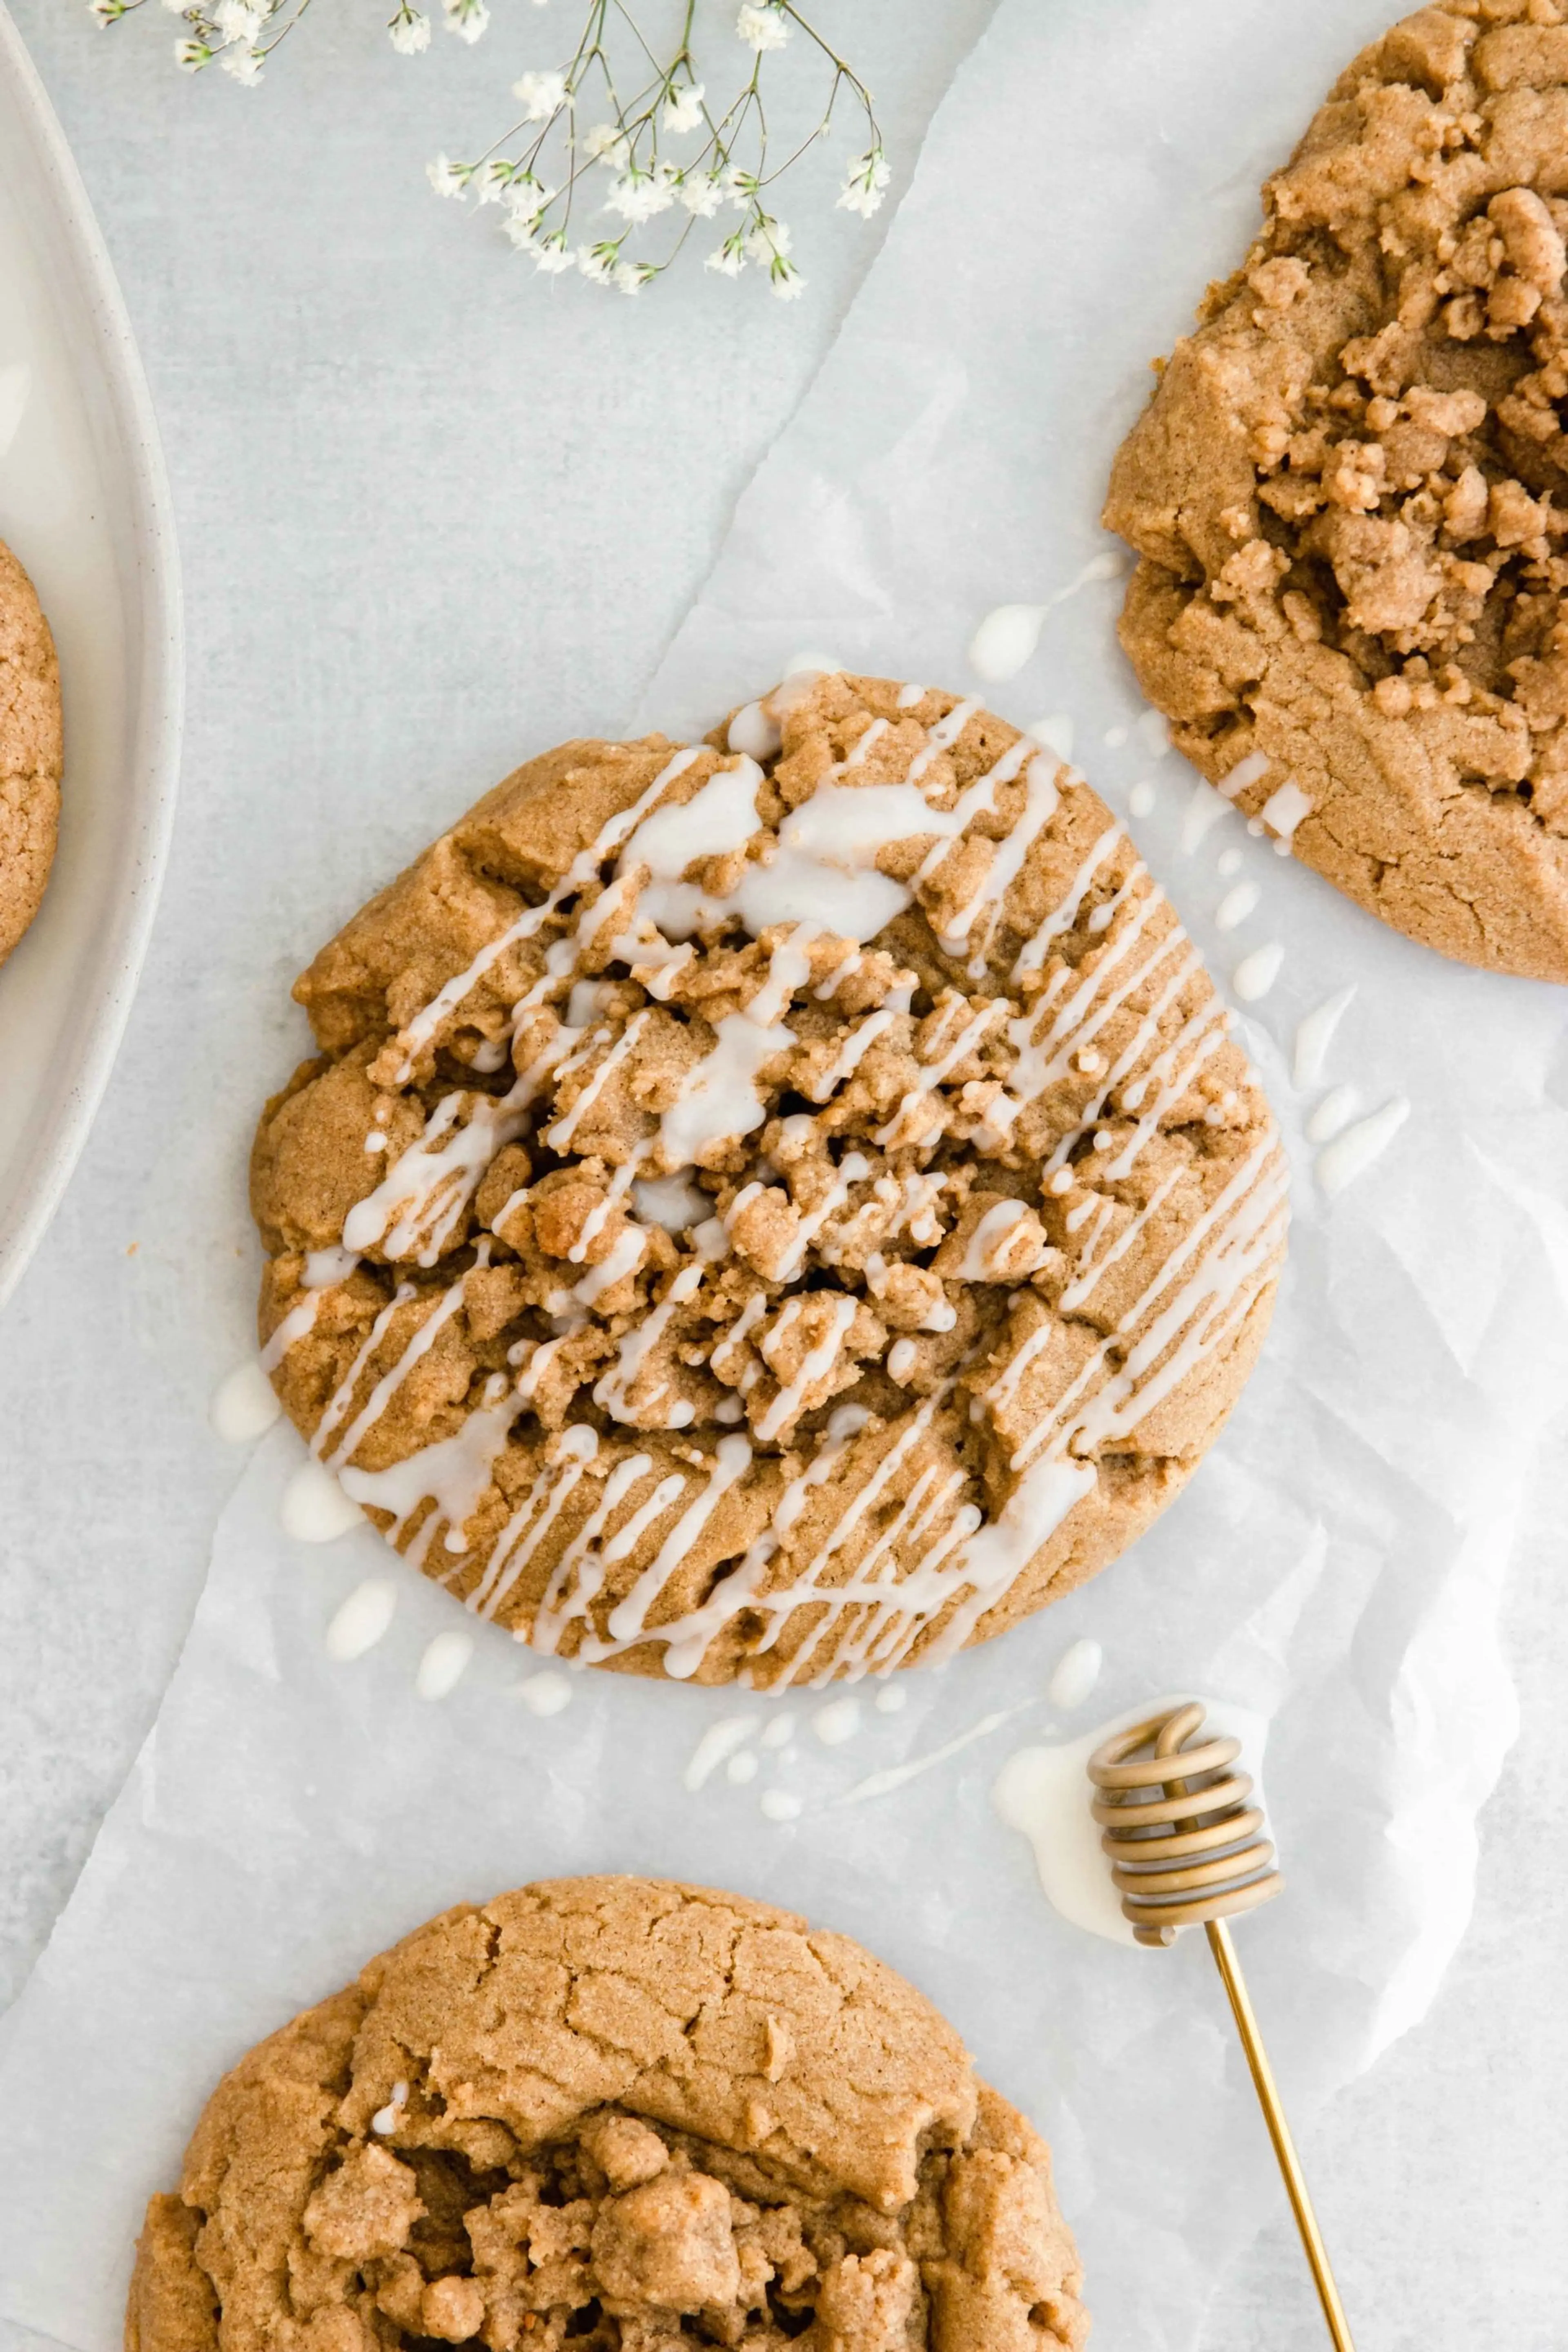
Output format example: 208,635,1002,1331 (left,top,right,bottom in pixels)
426,153,472,199
504,171,554,220
679,172,724,218
442,0,488,42
744,212,791,263
214,0,265,43
513,68,566,118
604,162,677,225
109,0,881,306
661,80,704,135
837,145,889,218
736,2,789,54
582,122,630,168
387,4,430,54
